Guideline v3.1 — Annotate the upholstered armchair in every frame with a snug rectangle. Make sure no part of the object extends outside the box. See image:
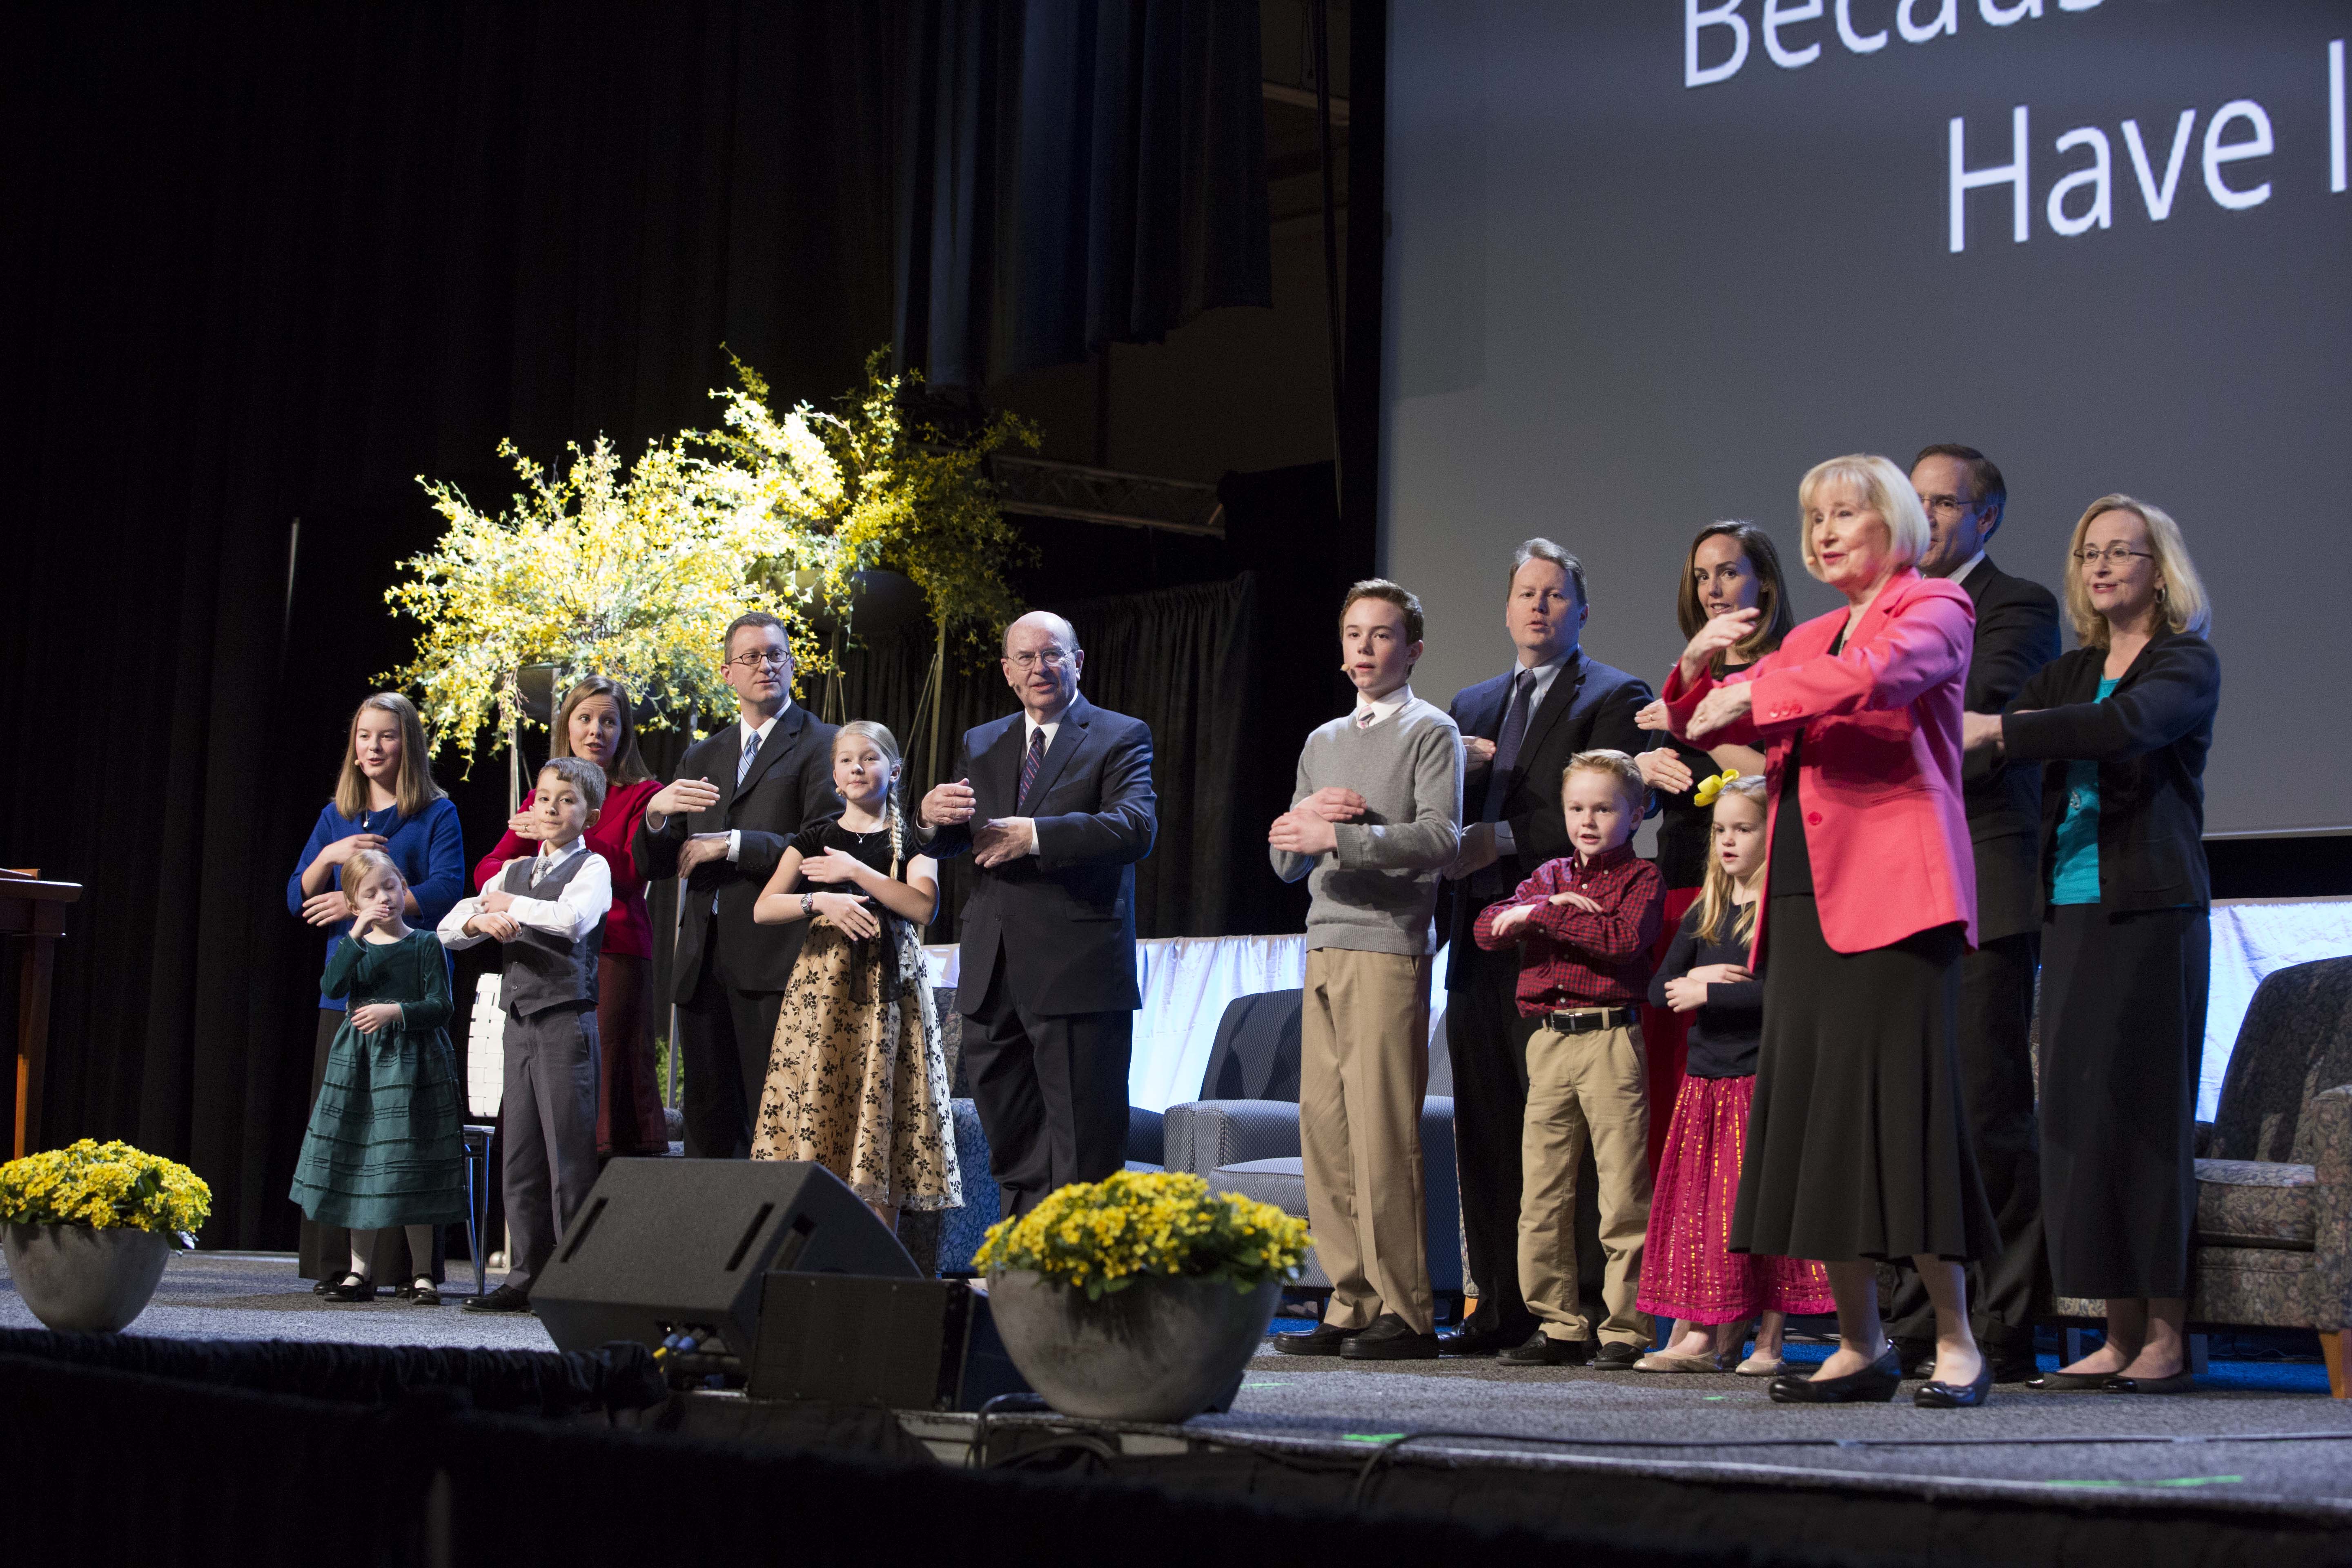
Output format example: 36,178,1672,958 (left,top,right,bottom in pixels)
2052,956,2352,1396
